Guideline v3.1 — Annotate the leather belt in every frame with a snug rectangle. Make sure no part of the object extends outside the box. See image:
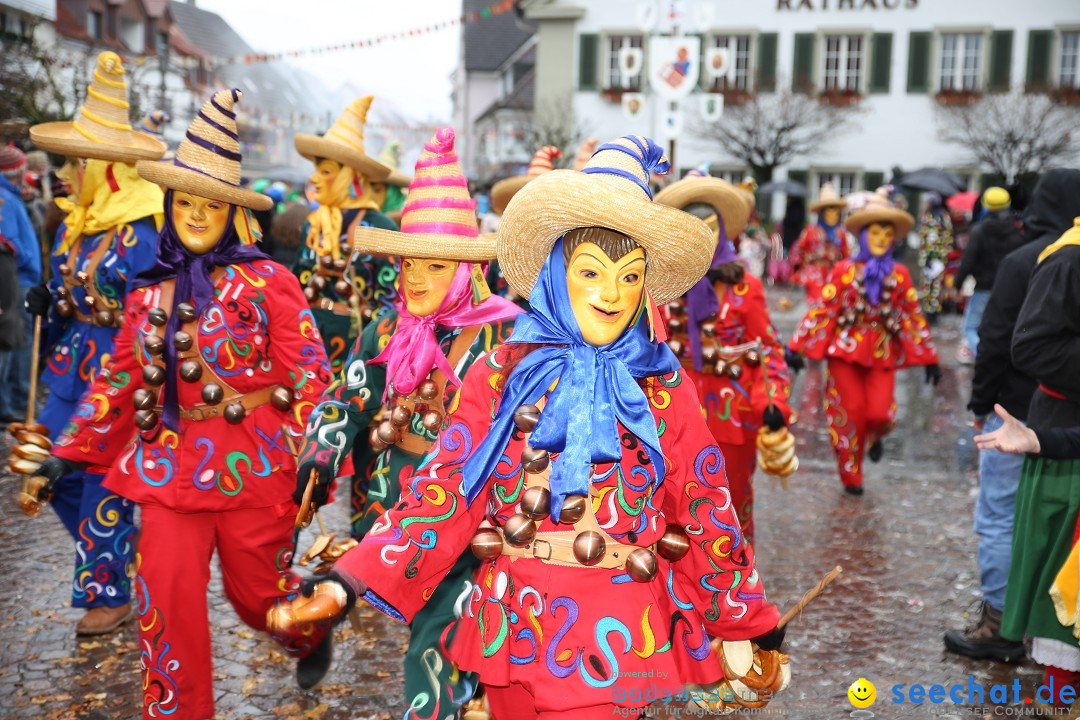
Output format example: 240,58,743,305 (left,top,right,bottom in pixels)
159,384,279,422
72,308,123,328
500,529,656,570
313,297,353,316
